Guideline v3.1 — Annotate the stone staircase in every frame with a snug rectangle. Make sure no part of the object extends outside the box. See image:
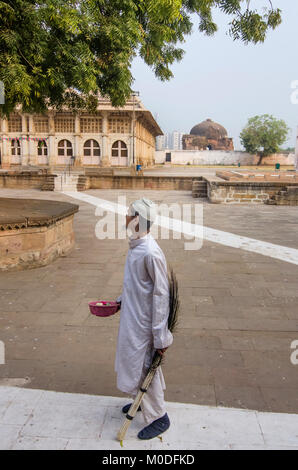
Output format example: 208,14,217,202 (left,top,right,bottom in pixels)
77,175,88,191
53,170,85,192
192,178,208,198
40,175,56,191
265,186,298,205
